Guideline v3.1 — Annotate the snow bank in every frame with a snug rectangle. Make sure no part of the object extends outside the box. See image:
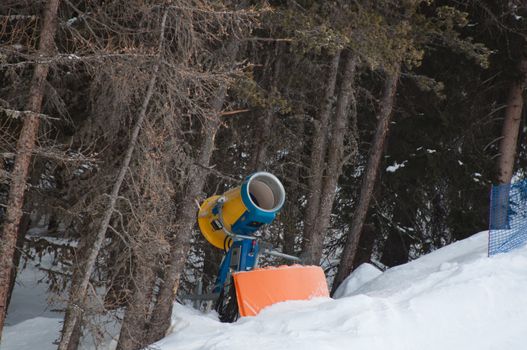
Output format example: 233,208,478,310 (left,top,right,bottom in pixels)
155,231,527,350
332,263,382,298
